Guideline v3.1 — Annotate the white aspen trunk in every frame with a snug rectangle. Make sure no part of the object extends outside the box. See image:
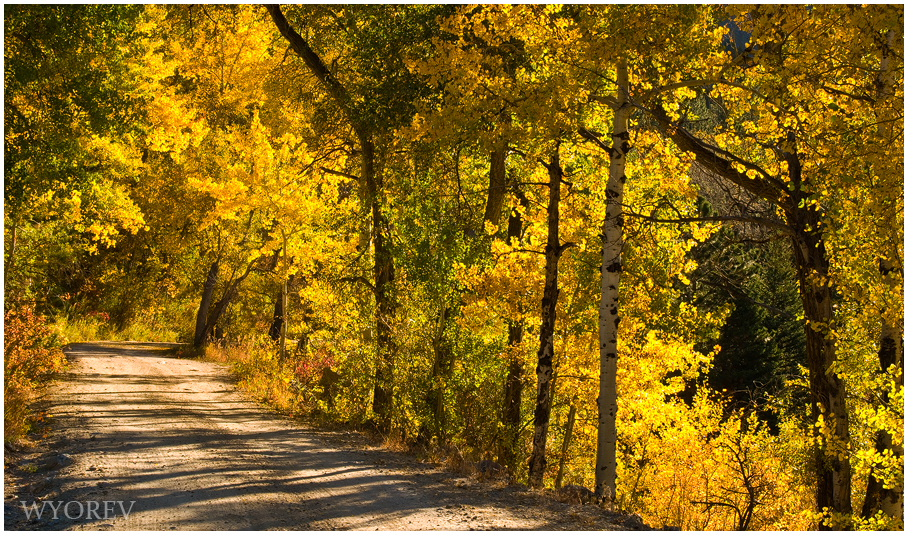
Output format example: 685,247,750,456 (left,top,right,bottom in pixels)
595,60,631,503
861,28,903,525
863,256,904,522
